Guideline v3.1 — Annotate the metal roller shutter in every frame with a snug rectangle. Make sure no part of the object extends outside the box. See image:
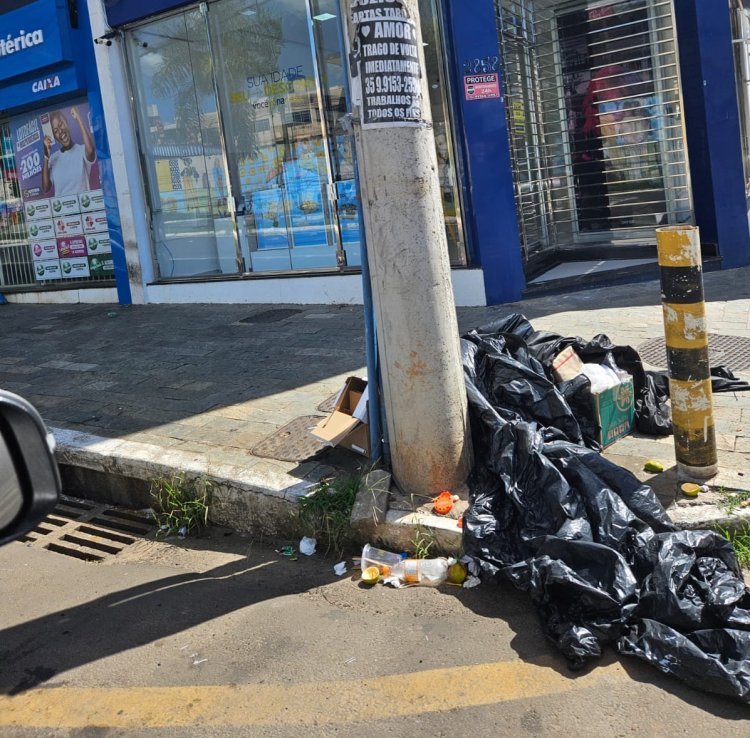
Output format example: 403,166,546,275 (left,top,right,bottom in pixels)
494,0,692,263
